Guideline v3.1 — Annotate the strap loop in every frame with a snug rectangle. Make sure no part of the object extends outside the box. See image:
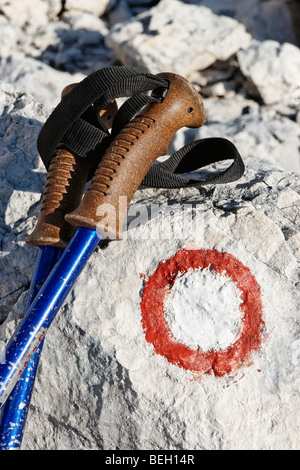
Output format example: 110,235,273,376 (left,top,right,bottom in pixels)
142,137,245,188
